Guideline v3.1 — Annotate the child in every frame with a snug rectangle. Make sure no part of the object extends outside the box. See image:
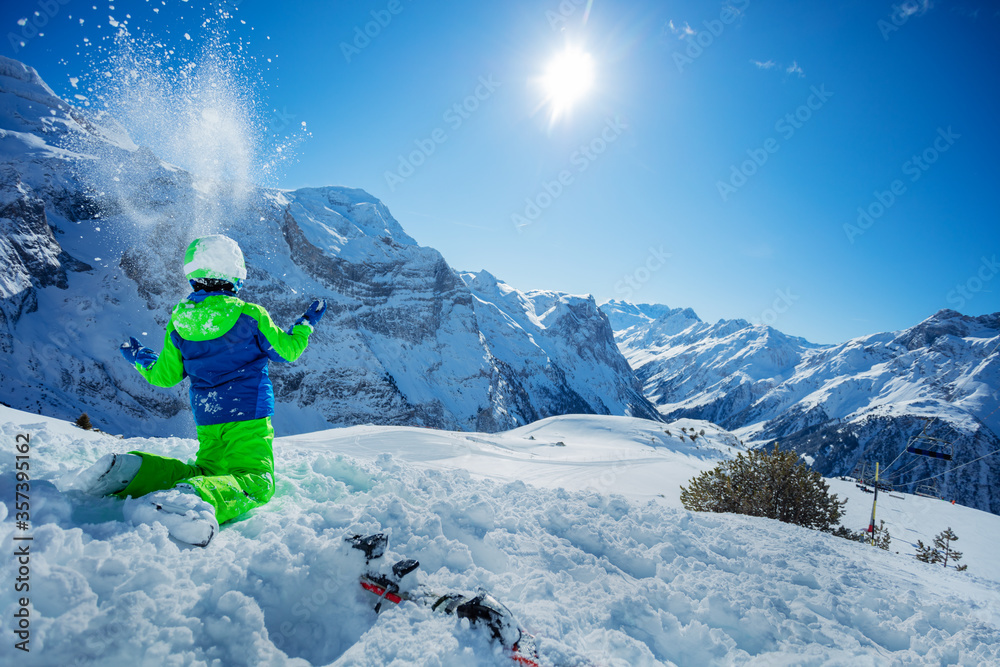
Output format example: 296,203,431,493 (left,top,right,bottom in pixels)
77,234,325,546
